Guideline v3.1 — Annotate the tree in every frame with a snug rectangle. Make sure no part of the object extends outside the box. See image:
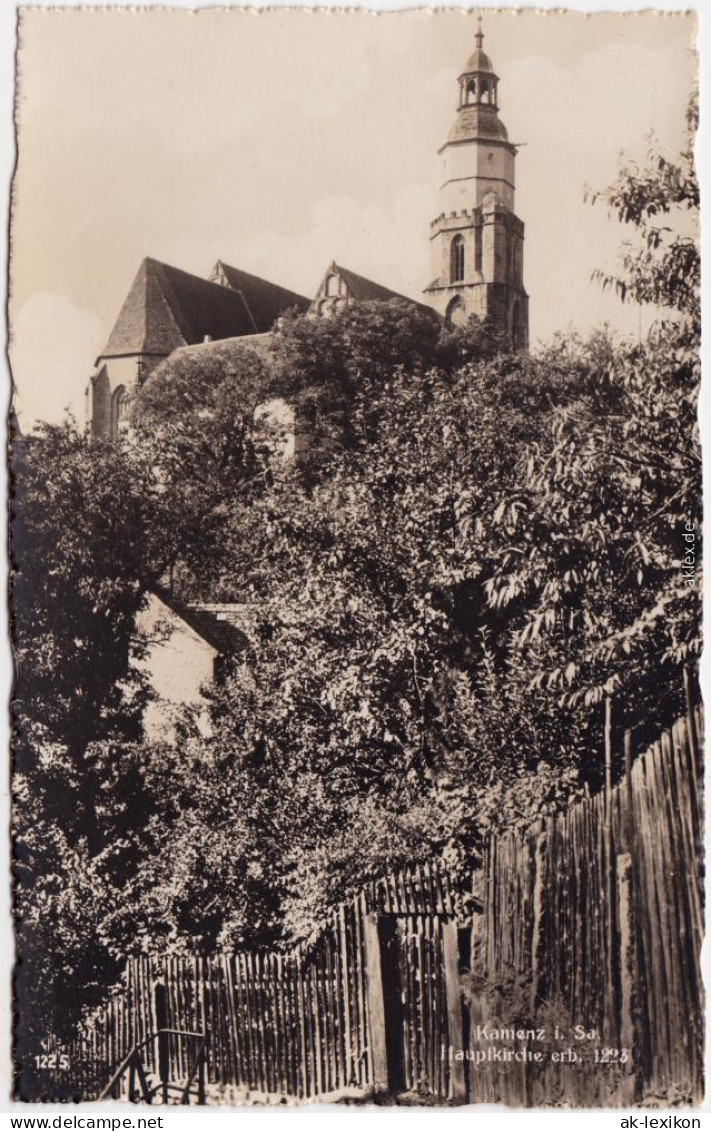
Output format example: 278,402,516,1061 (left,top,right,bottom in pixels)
108,348,589,948
588,94,699,321
268,299,441,397
11,408,271,1051
12,423,161,1055
486,98,700,742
